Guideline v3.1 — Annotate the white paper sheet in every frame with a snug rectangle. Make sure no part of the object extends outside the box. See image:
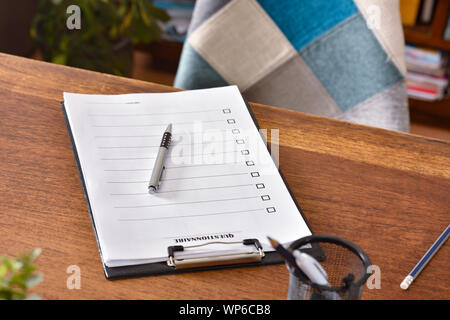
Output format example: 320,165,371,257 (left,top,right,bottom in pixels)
63,86,311,267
